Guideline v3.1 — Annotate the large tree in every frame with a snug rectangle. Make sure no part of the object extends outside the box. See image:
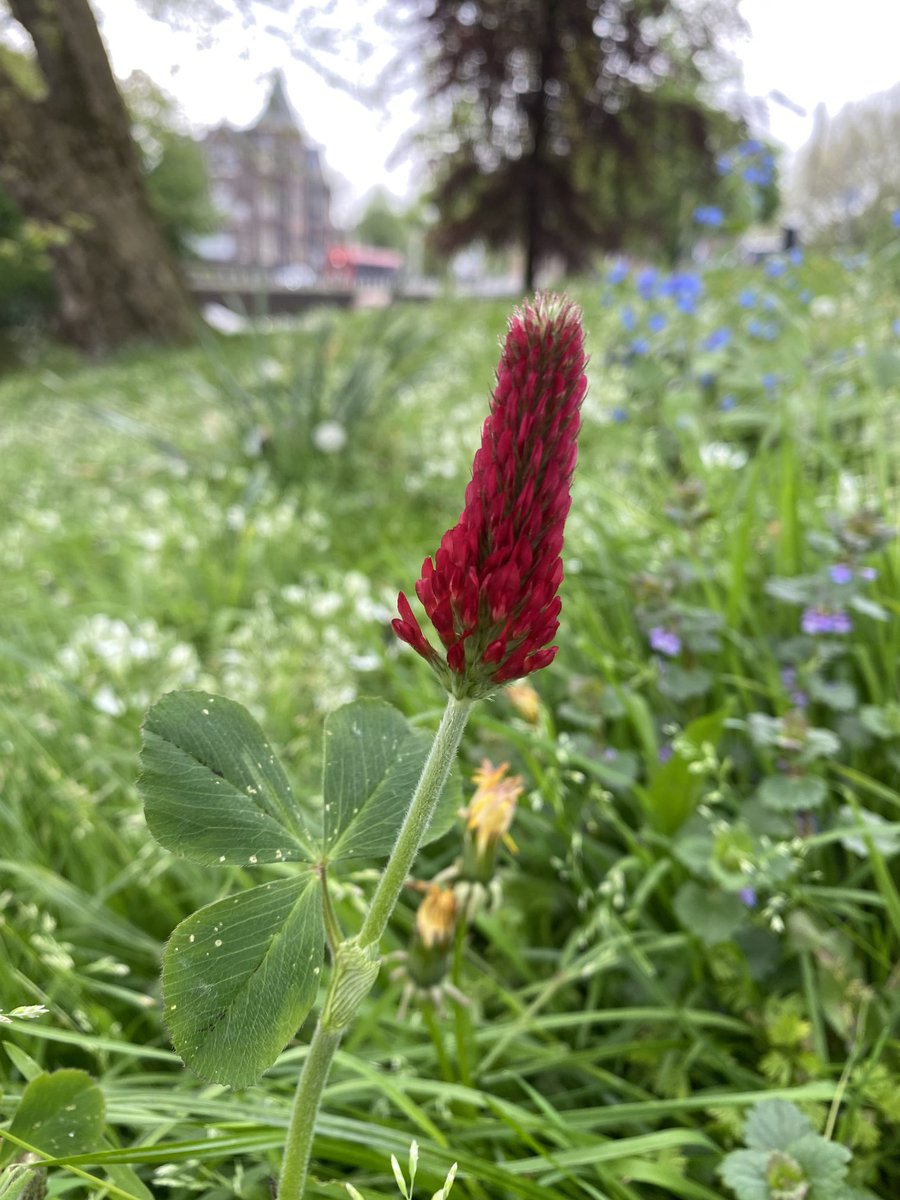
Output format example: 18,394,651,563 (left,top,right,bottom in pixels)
412,0,746,287
0,0,198,352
